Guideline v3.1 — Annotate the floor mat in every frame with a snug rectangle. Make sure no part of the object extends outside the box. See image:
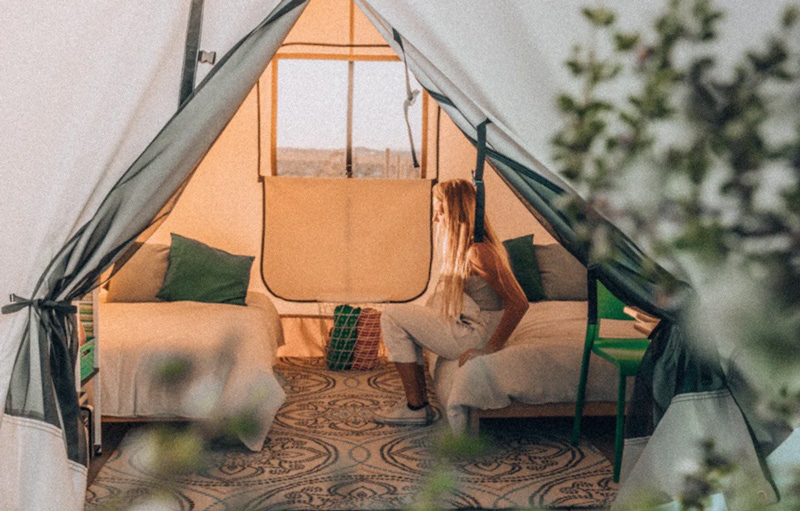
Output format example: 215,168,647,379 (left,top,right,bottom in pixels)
86,357,616,510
